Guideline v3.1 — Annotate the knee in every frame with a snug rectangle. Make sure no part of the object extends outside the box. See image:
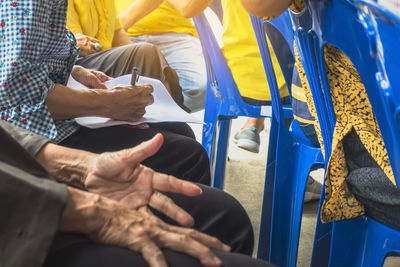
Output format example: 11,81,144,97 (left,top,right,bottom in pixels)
133,42,162,59
197,185,254,254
